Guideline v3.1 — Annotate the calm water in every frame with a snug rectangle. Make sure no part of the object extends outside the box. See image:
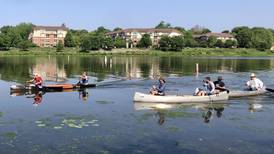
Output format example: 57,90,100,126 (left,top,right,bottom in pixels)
0,56,274,154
